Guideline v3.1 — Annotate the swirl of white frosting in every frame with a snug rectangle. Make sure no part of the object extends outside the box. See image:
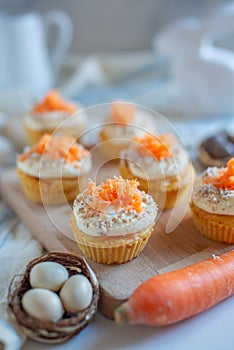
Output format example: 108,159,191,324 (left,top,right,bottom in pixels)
121,143,189,181
17,150,92,179
73,191,157,237
102,111,155,141
192,167,234,216
24,108,86,132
